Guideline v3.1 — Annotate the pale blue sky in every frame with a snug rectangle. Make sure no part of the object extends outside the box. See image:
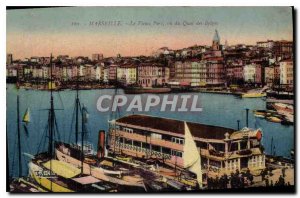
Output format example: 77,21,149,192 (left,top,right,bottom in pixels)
7,7,293,59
